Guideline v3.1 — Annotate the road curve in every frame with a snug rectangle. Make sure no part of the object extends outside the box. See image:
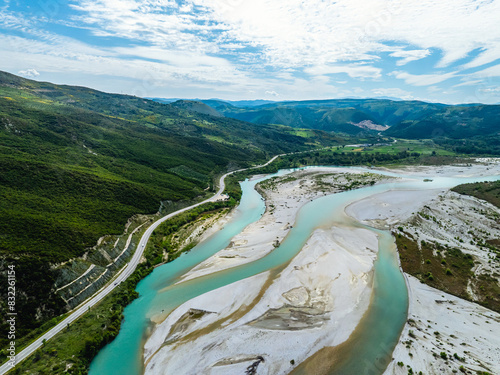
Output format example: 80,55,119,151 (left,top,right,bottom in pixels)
0,153,284,375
